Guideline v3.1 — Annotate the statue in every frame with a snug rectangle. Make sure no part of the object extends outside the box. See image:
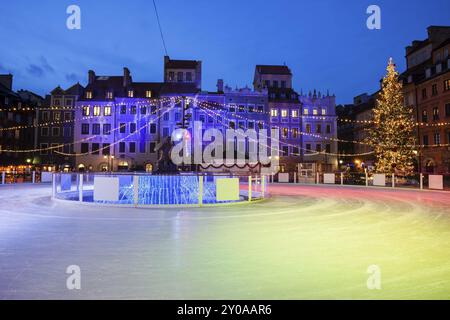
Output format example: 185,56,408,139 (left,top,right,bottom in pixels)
153,136,178,174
